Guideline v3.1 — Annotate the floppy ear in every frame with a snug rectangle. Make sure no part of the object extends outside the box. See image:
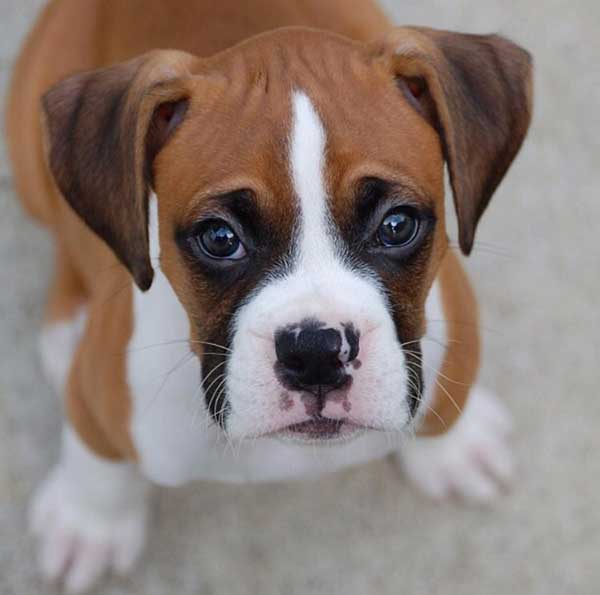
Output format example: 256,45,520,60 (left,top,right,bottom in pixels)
42,50,196,290
369,27,533,254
